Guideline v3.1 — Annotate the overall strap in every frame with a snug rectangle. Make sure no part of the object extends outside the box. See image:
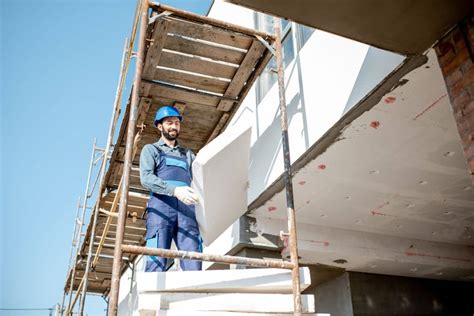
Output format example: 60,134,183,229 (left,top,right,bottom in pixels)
152,143,192,172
